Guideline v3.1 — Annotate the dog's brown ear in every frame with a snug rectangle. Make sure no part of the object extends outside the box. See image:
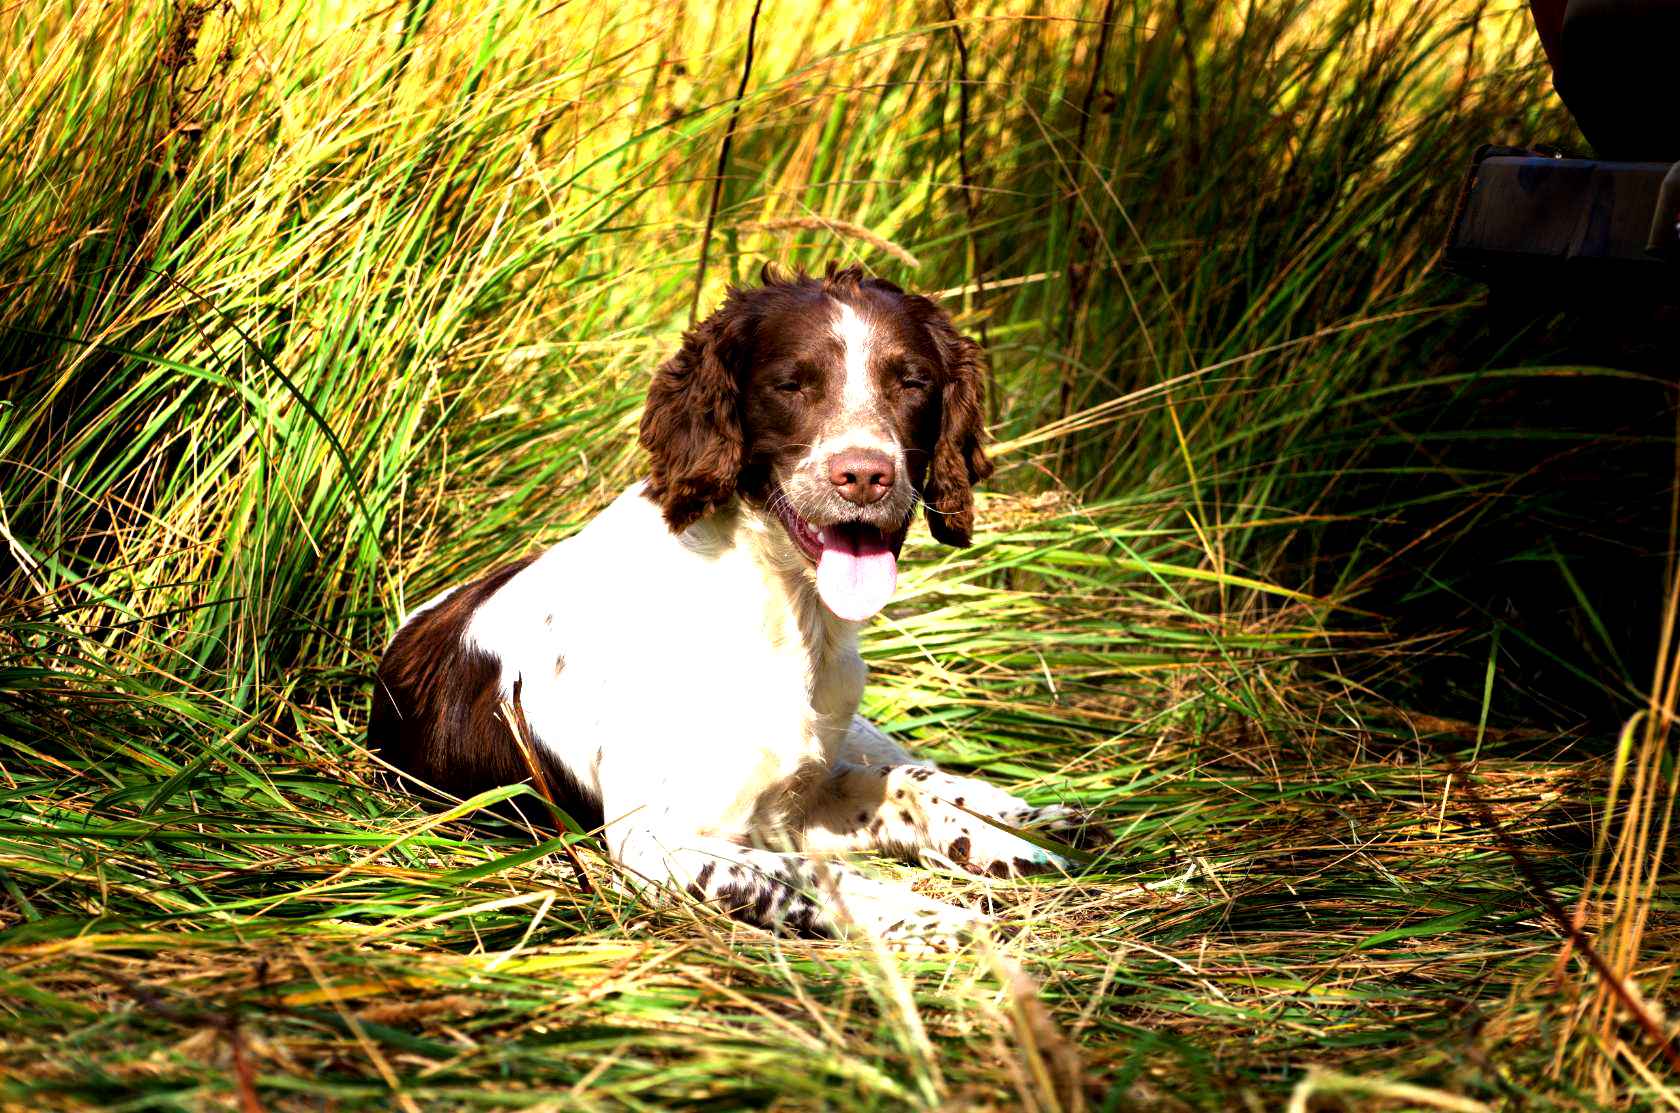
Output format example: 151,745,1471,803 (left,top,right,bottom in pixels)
921,321,994,547
640,301,751,533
